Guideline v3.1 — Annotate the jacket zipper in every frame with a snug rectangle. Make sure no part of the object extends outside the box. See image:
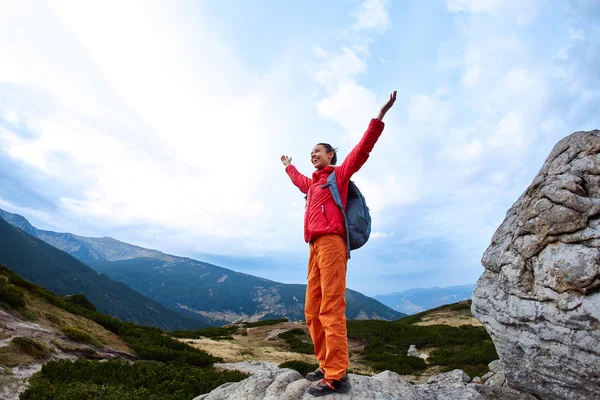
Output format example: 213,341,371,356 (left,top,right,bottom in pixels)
322,205,330,229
